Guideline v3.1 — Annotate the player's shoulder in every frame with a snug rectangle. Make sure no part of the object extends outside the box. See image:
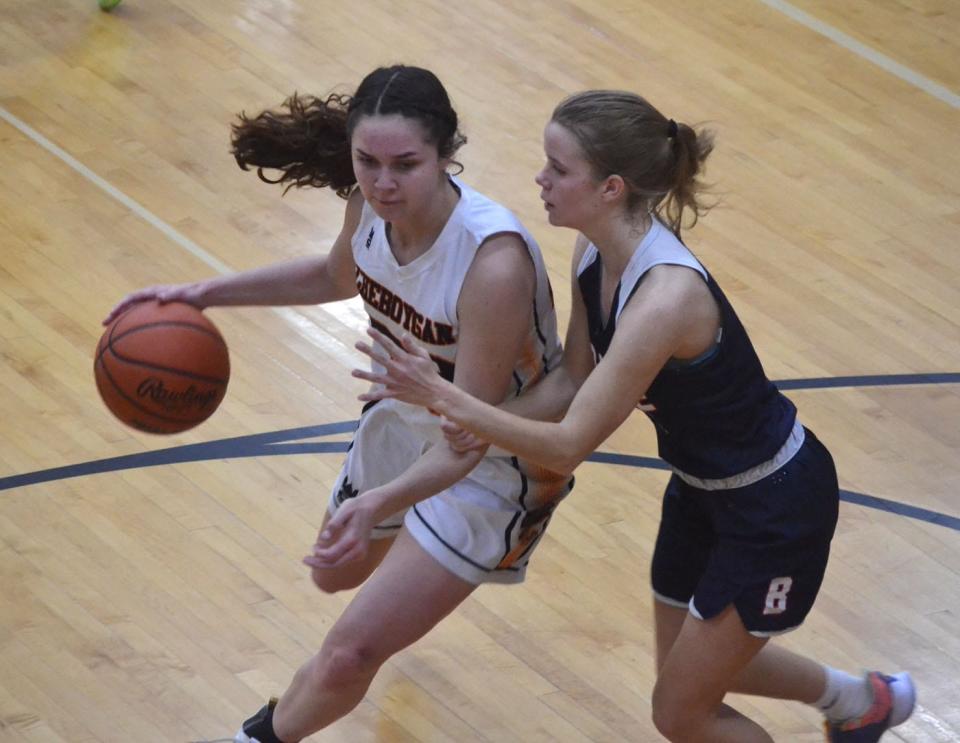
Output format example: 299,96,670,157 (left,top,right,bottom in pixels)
634,263,710,309
464,230,535,298
456,180,524,237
